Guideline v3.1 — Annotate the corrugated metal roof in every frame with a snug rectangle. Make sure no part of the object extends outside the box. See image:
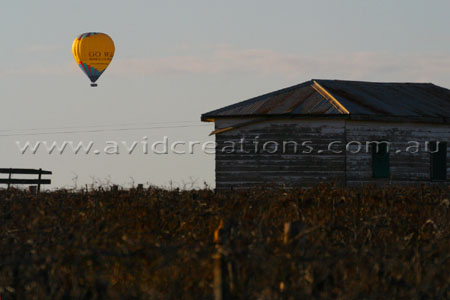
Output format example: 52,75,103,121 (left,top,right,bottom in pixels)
201,79,450,121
